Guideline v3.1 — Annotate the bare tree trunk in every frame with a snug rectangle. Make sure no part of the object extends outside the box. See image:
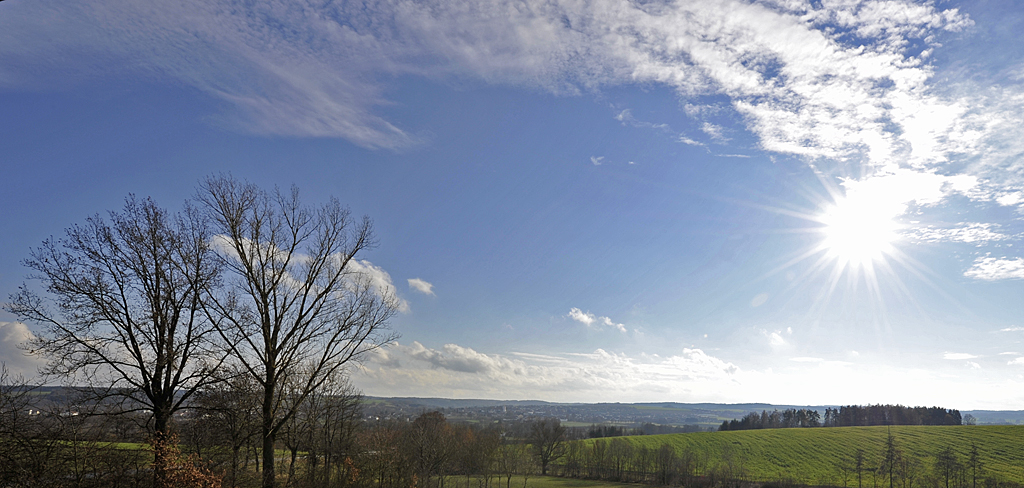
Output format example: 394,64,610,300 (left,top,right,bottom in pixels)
263,427,276,488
